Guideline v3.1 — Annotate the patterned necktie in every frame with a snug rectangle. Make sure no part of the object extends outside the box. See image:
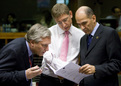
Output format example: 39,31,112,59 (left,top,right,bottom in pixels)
87,34,93,49
59,31,69,61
